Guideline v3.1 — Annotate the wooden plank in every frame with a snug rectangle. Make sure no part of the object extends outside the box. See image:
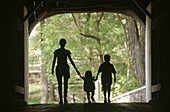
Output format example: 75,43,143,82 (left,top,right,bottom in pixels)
152,84,161,92
15,85,25,94
23,2,42,24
